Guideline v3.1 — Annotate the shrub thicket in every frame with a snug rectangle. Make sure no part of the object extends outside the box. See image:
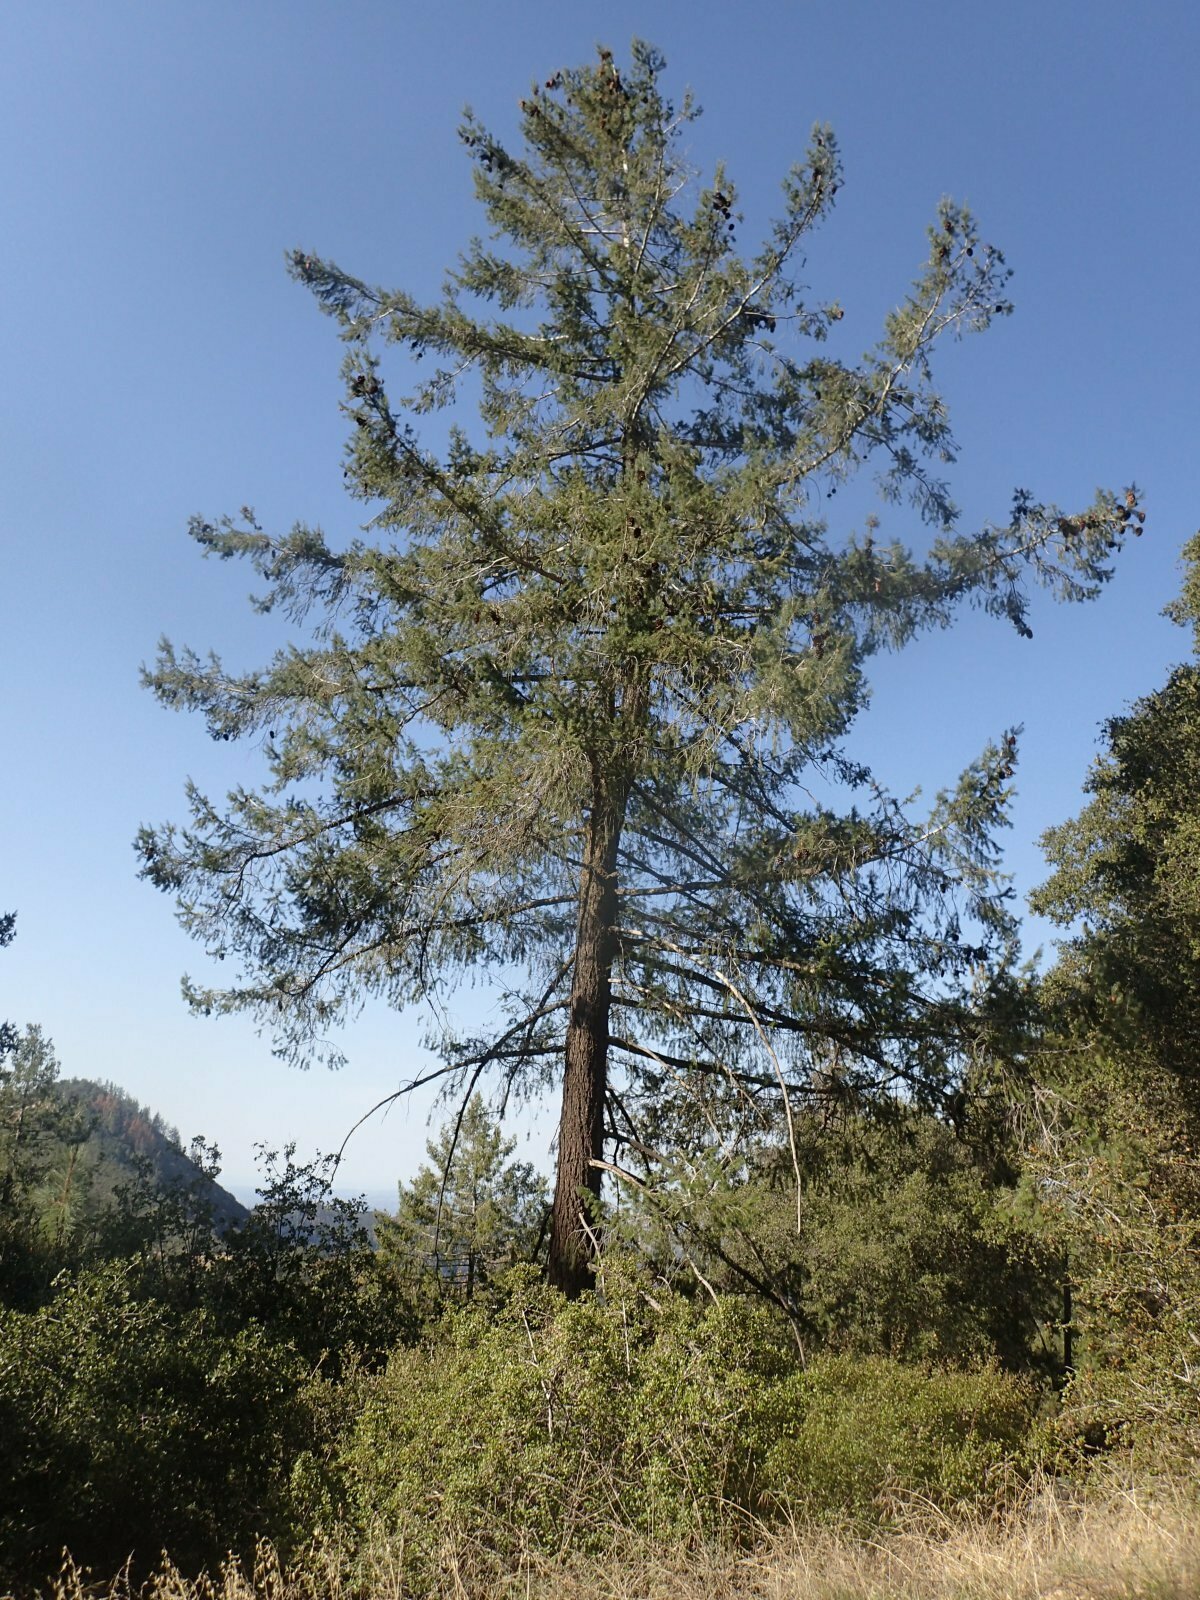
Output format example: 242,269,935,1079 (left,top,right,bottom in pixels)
322,1265,1037,1588
0,1260,312,1587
